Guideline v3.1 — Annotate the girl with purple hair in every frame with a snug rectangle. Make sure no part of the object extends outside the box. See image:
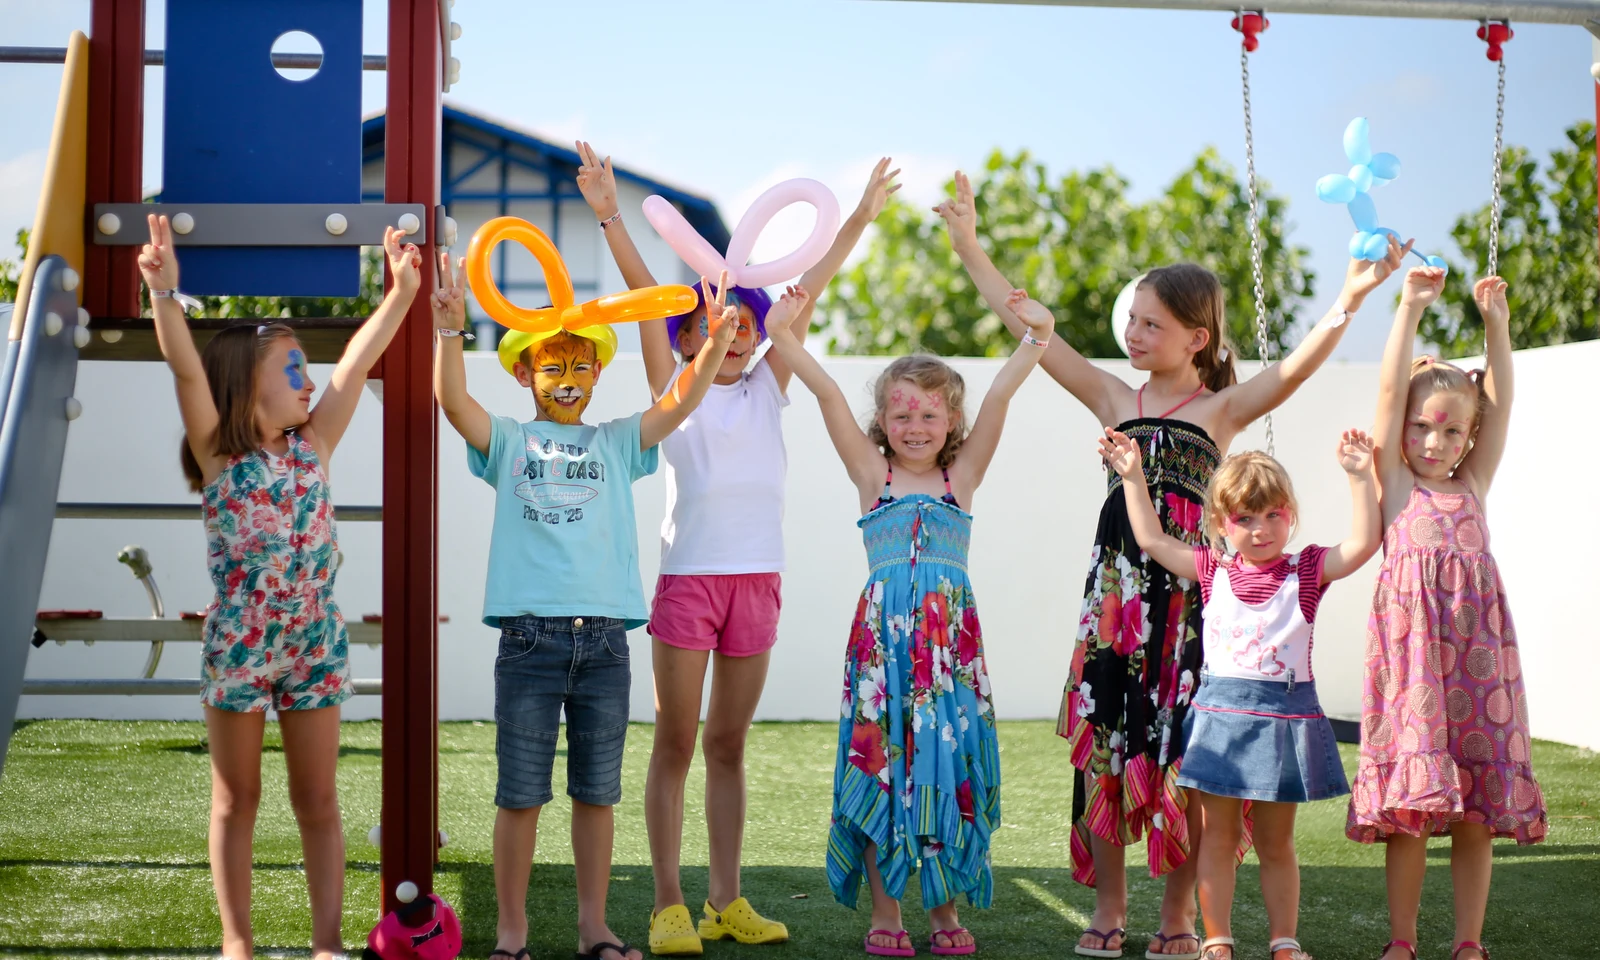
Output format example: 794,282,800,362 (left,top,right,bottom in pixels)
576,143,901,956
